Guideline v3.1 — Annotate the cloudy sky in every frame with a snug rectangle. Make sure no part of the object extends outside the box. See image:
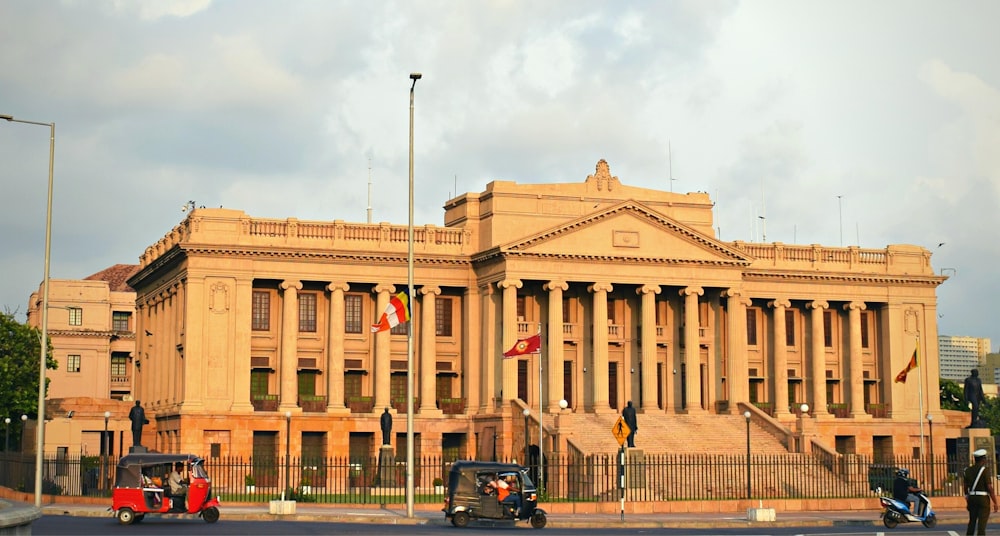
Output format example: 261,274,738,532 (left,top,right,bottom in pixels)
1,1,997,350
